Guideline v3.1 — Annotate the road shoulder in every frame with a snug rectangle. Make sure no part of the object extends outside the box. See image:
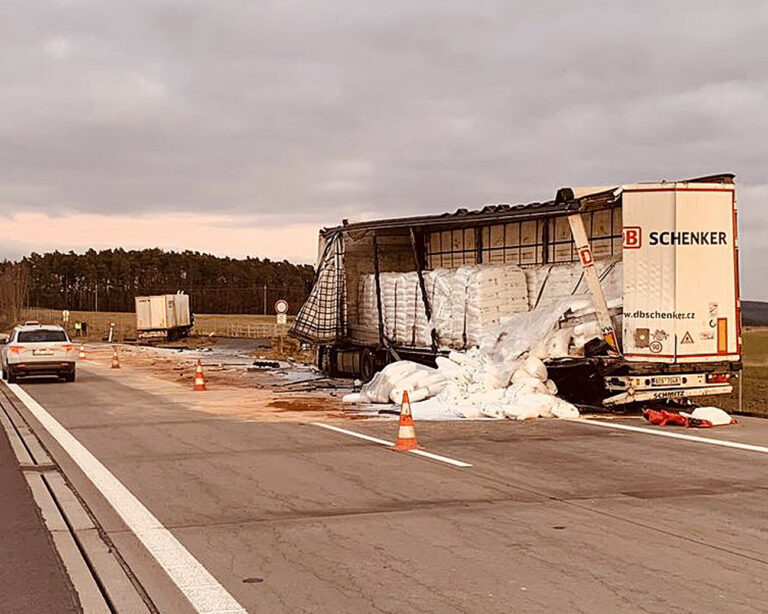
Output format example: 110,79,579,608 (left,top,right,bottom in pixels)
0,391,82,614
